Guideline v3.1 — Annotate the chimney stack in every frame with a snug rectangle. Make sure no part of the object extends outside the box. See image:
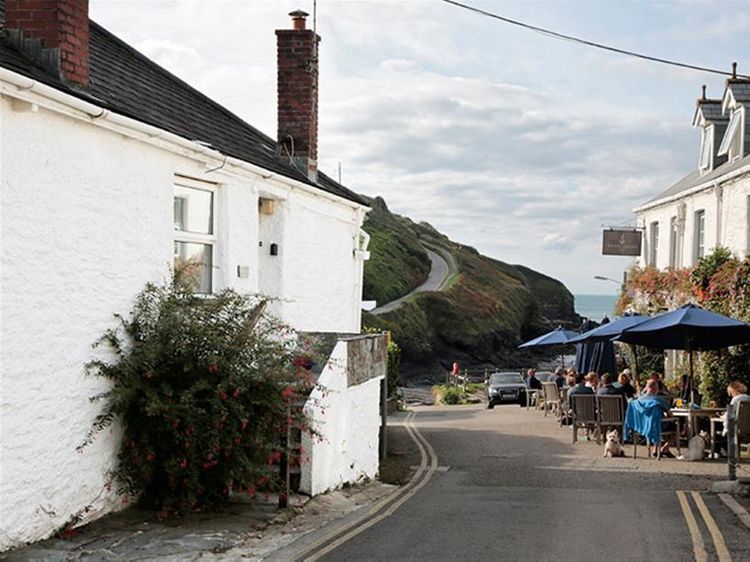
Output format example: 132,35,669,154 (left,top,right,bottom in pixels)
276,10,320,183
5,0,90,88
